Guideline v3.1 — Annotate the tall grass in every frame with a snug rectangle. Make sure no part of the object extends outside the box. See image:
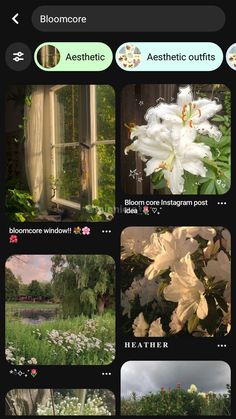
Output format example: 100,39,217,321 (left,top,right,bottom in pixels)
5,310,115,366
